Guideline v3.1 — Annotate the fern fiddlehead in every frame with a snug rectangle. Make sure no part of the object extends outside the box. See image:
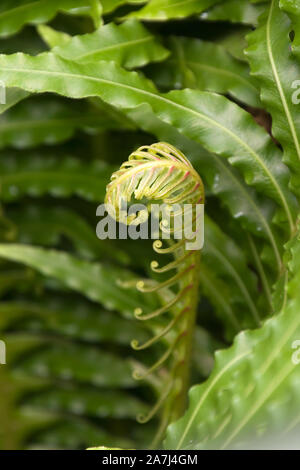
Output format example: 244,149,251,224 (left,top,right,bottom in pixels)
105,142,204,446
